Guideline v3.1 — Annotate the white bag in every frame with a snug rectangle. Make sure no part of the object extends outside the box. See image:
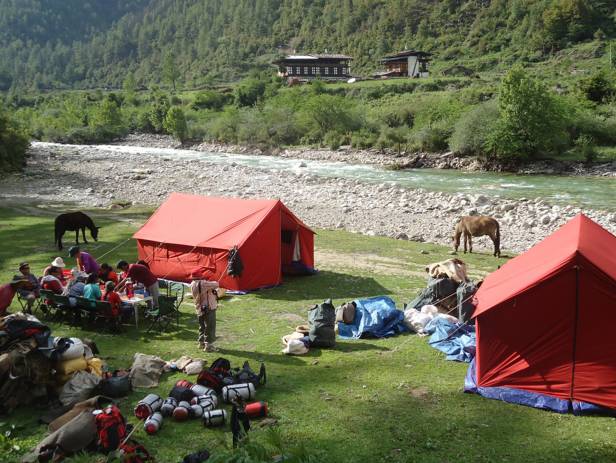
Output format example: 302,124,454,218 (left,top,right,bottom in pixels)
282,339,308,355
